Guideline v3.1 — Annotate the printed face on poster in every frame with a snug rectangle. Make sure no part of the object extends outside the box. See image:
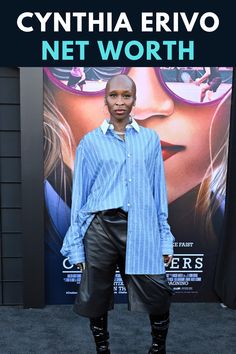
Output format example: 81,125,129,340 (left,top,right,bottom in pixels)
43,67,233,304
